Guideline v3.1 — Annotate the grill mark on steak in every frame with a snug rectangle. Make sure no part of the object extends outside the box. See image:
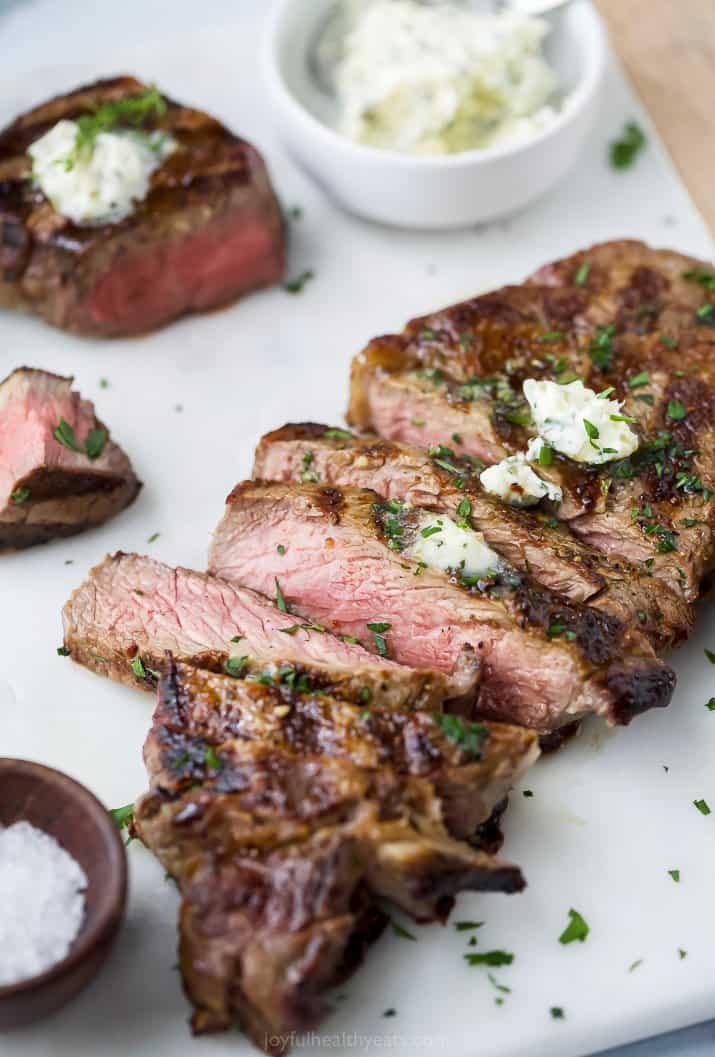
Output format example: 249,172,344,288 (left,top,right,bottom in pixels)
208,481,676,733
134,658,529,1051
347,241,715,600
252,424,694,650
0,77,285,335
62,552,478,707
0,367,139,550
